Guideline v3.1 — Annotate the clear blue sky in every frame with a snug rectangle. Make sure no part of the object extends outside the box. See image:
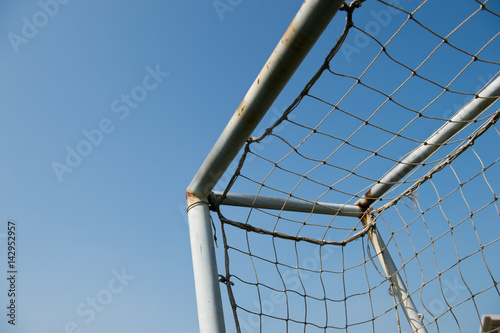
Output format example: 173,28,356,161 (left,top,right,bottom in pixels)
0,1,305,332
0,1,499,333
